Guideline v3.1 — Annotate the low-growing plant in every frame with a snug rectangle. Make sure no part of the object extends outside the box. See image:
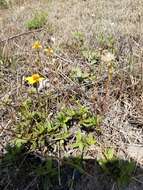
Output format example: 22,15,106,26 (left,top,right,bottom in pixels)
71,67,89,83
72,31,84,43
0,0,9,9
56,106,100,131
12,101,100,154
72,31,85,48
25,11,48,30
70,67,96,89
7,94,101,188
98,148,135,188
97,33,116,52
72,130,96,152
82,49,101,65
